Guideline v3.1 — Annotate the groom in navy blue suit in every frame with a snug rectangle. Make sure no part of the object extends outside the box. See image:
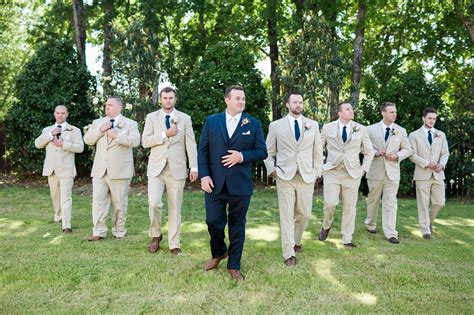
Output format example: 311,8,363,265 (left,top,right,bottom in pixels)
198,85,267,281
